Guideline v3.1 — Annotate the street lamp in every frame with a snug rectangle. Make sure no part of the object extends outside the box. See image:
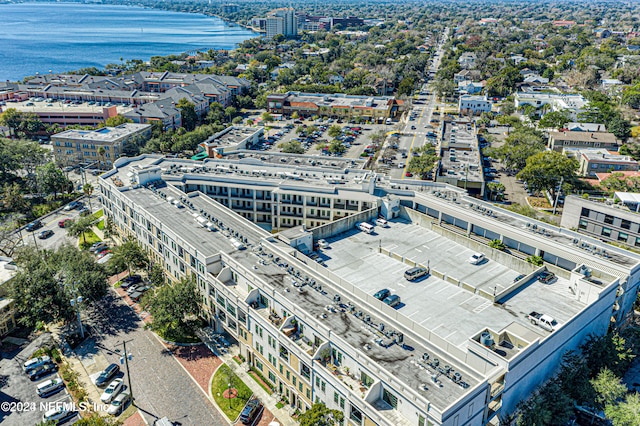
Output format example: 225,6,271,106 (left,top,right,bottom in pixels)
120,340,135,406
69,291,84,339
228,382,232,409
